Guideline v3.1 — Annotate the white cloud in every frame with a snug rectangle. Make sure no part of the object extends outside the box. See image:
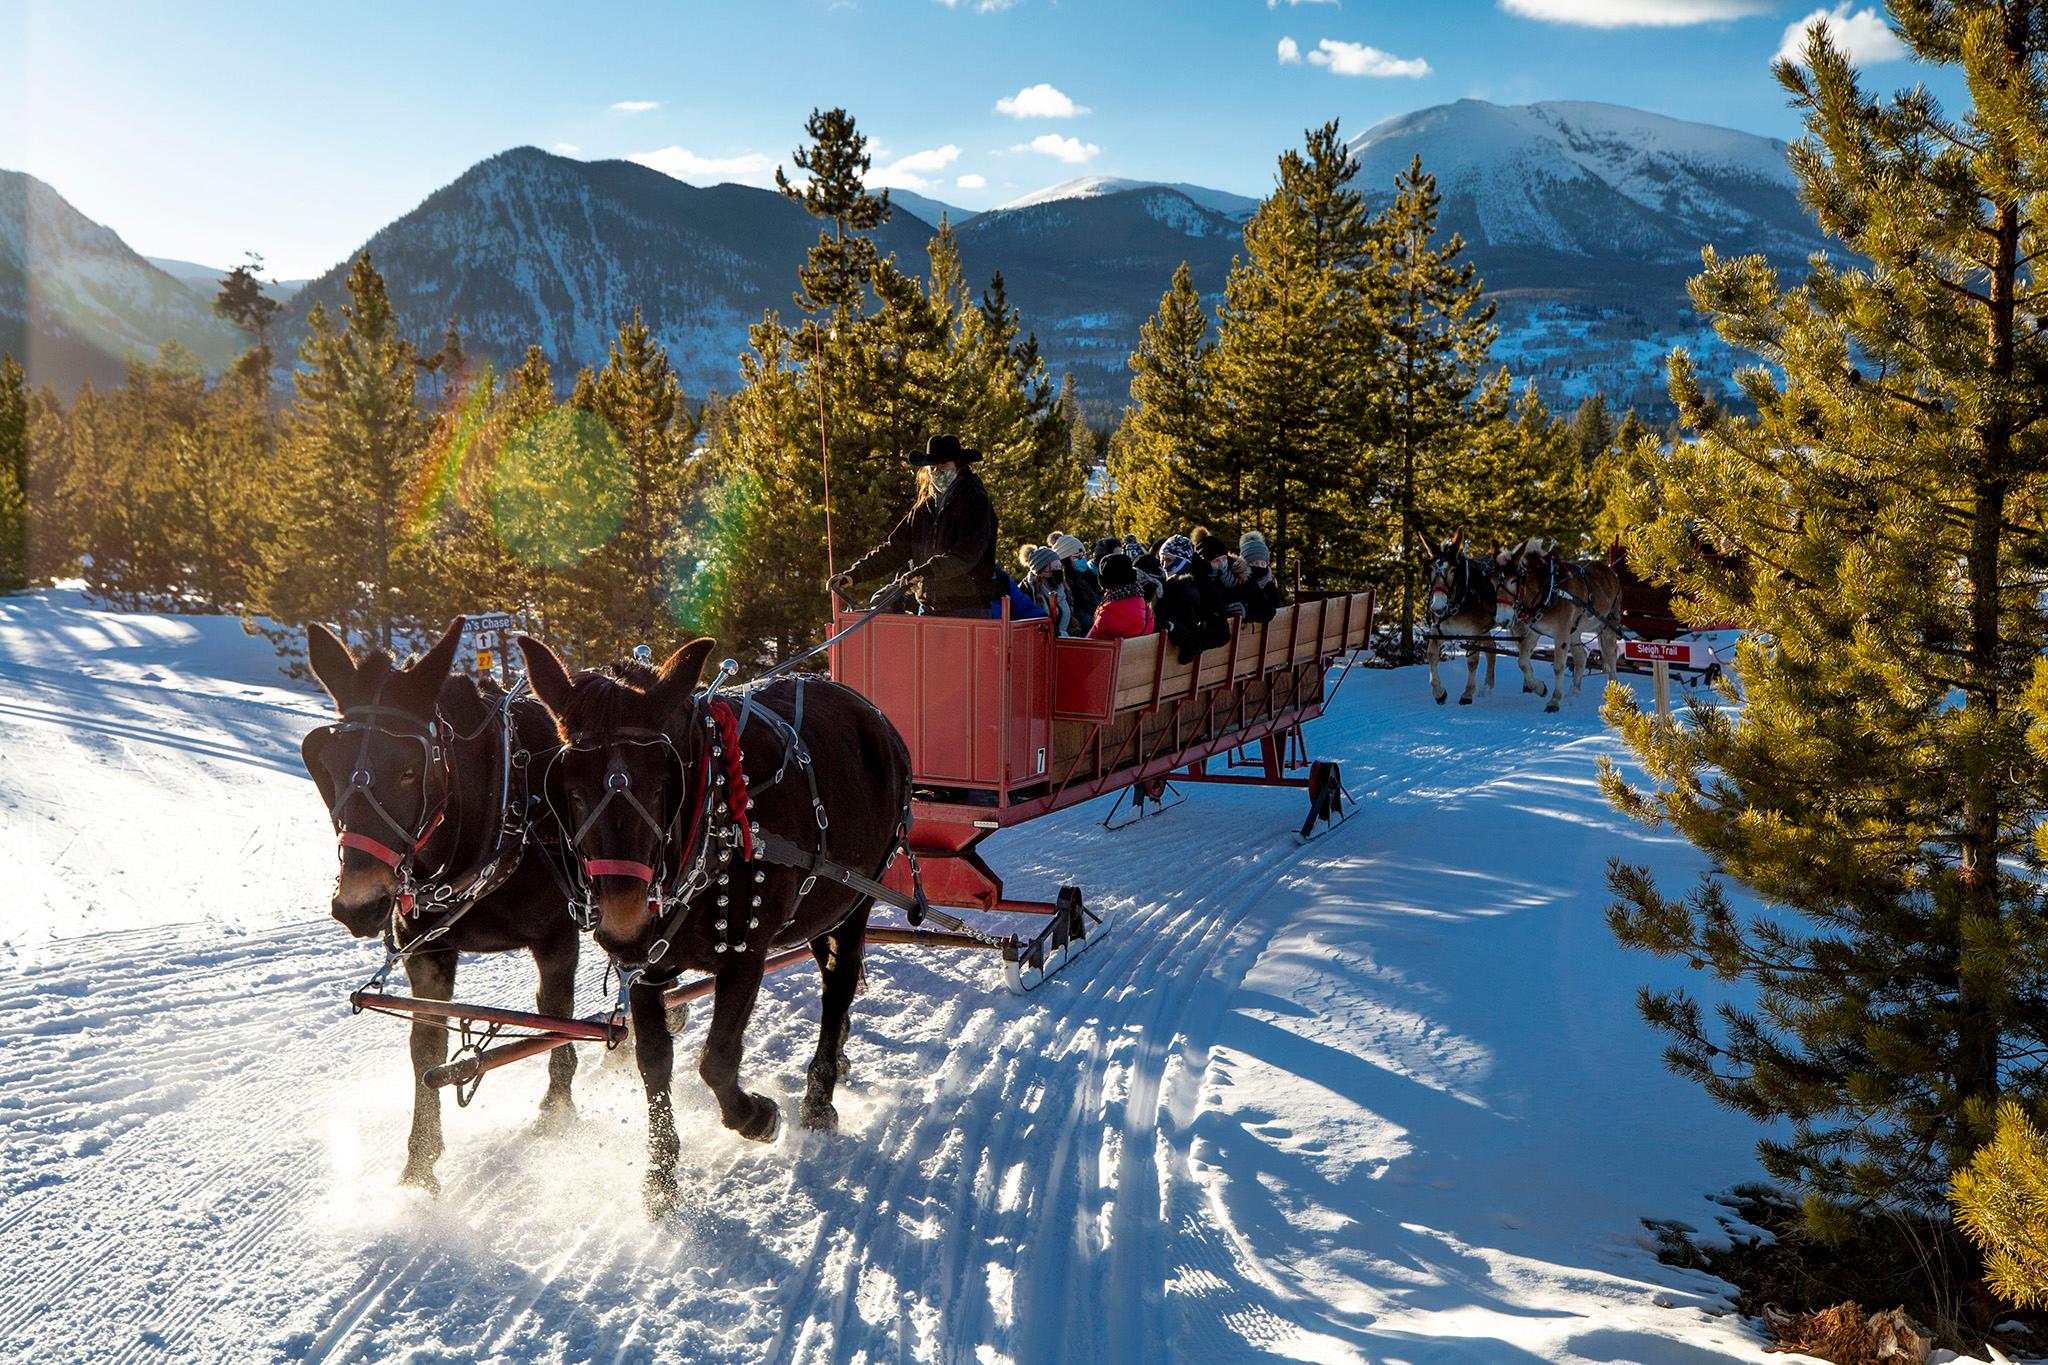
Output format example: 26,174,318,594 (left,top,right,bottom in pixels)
1011,133,1101,164
995,83,1090,119
1278,35,1303,63
552,142,581,155
1499,0,1767,26
956,173,987,189
869,144,963,192
629,145,779,186
610,100,660,113
1305,38,1430,77
936,0,1016,11
1775,3,1906,64
1268,0,1337,6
